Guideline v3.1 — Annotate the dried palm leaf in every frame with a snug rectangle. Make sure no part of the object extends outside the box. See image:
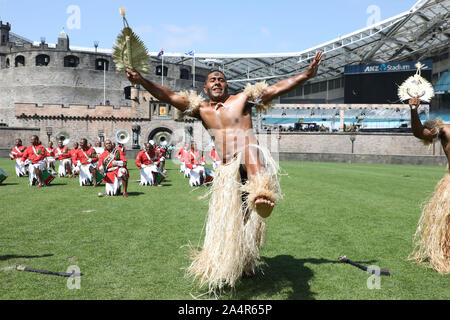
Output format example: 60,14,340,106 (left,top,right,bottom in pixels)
112,7,150,74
